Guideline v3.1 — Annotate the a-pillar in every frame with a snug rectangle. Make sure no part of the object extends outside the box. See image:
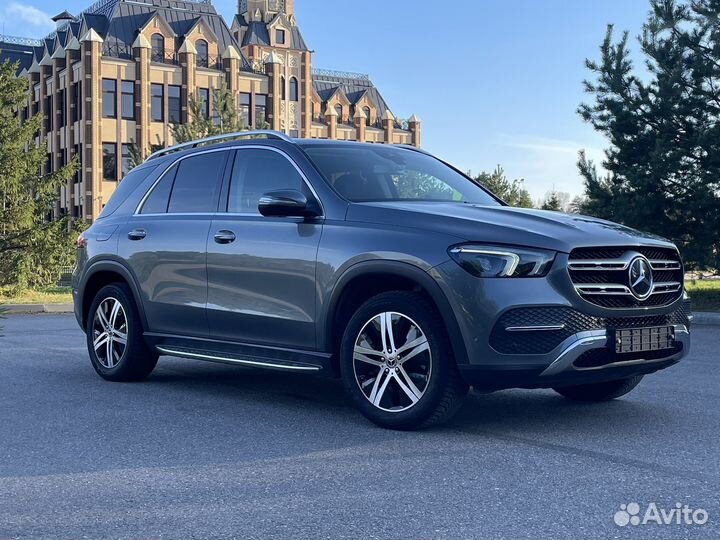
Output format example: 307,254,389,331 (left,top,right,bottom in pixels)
80,29,103,220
